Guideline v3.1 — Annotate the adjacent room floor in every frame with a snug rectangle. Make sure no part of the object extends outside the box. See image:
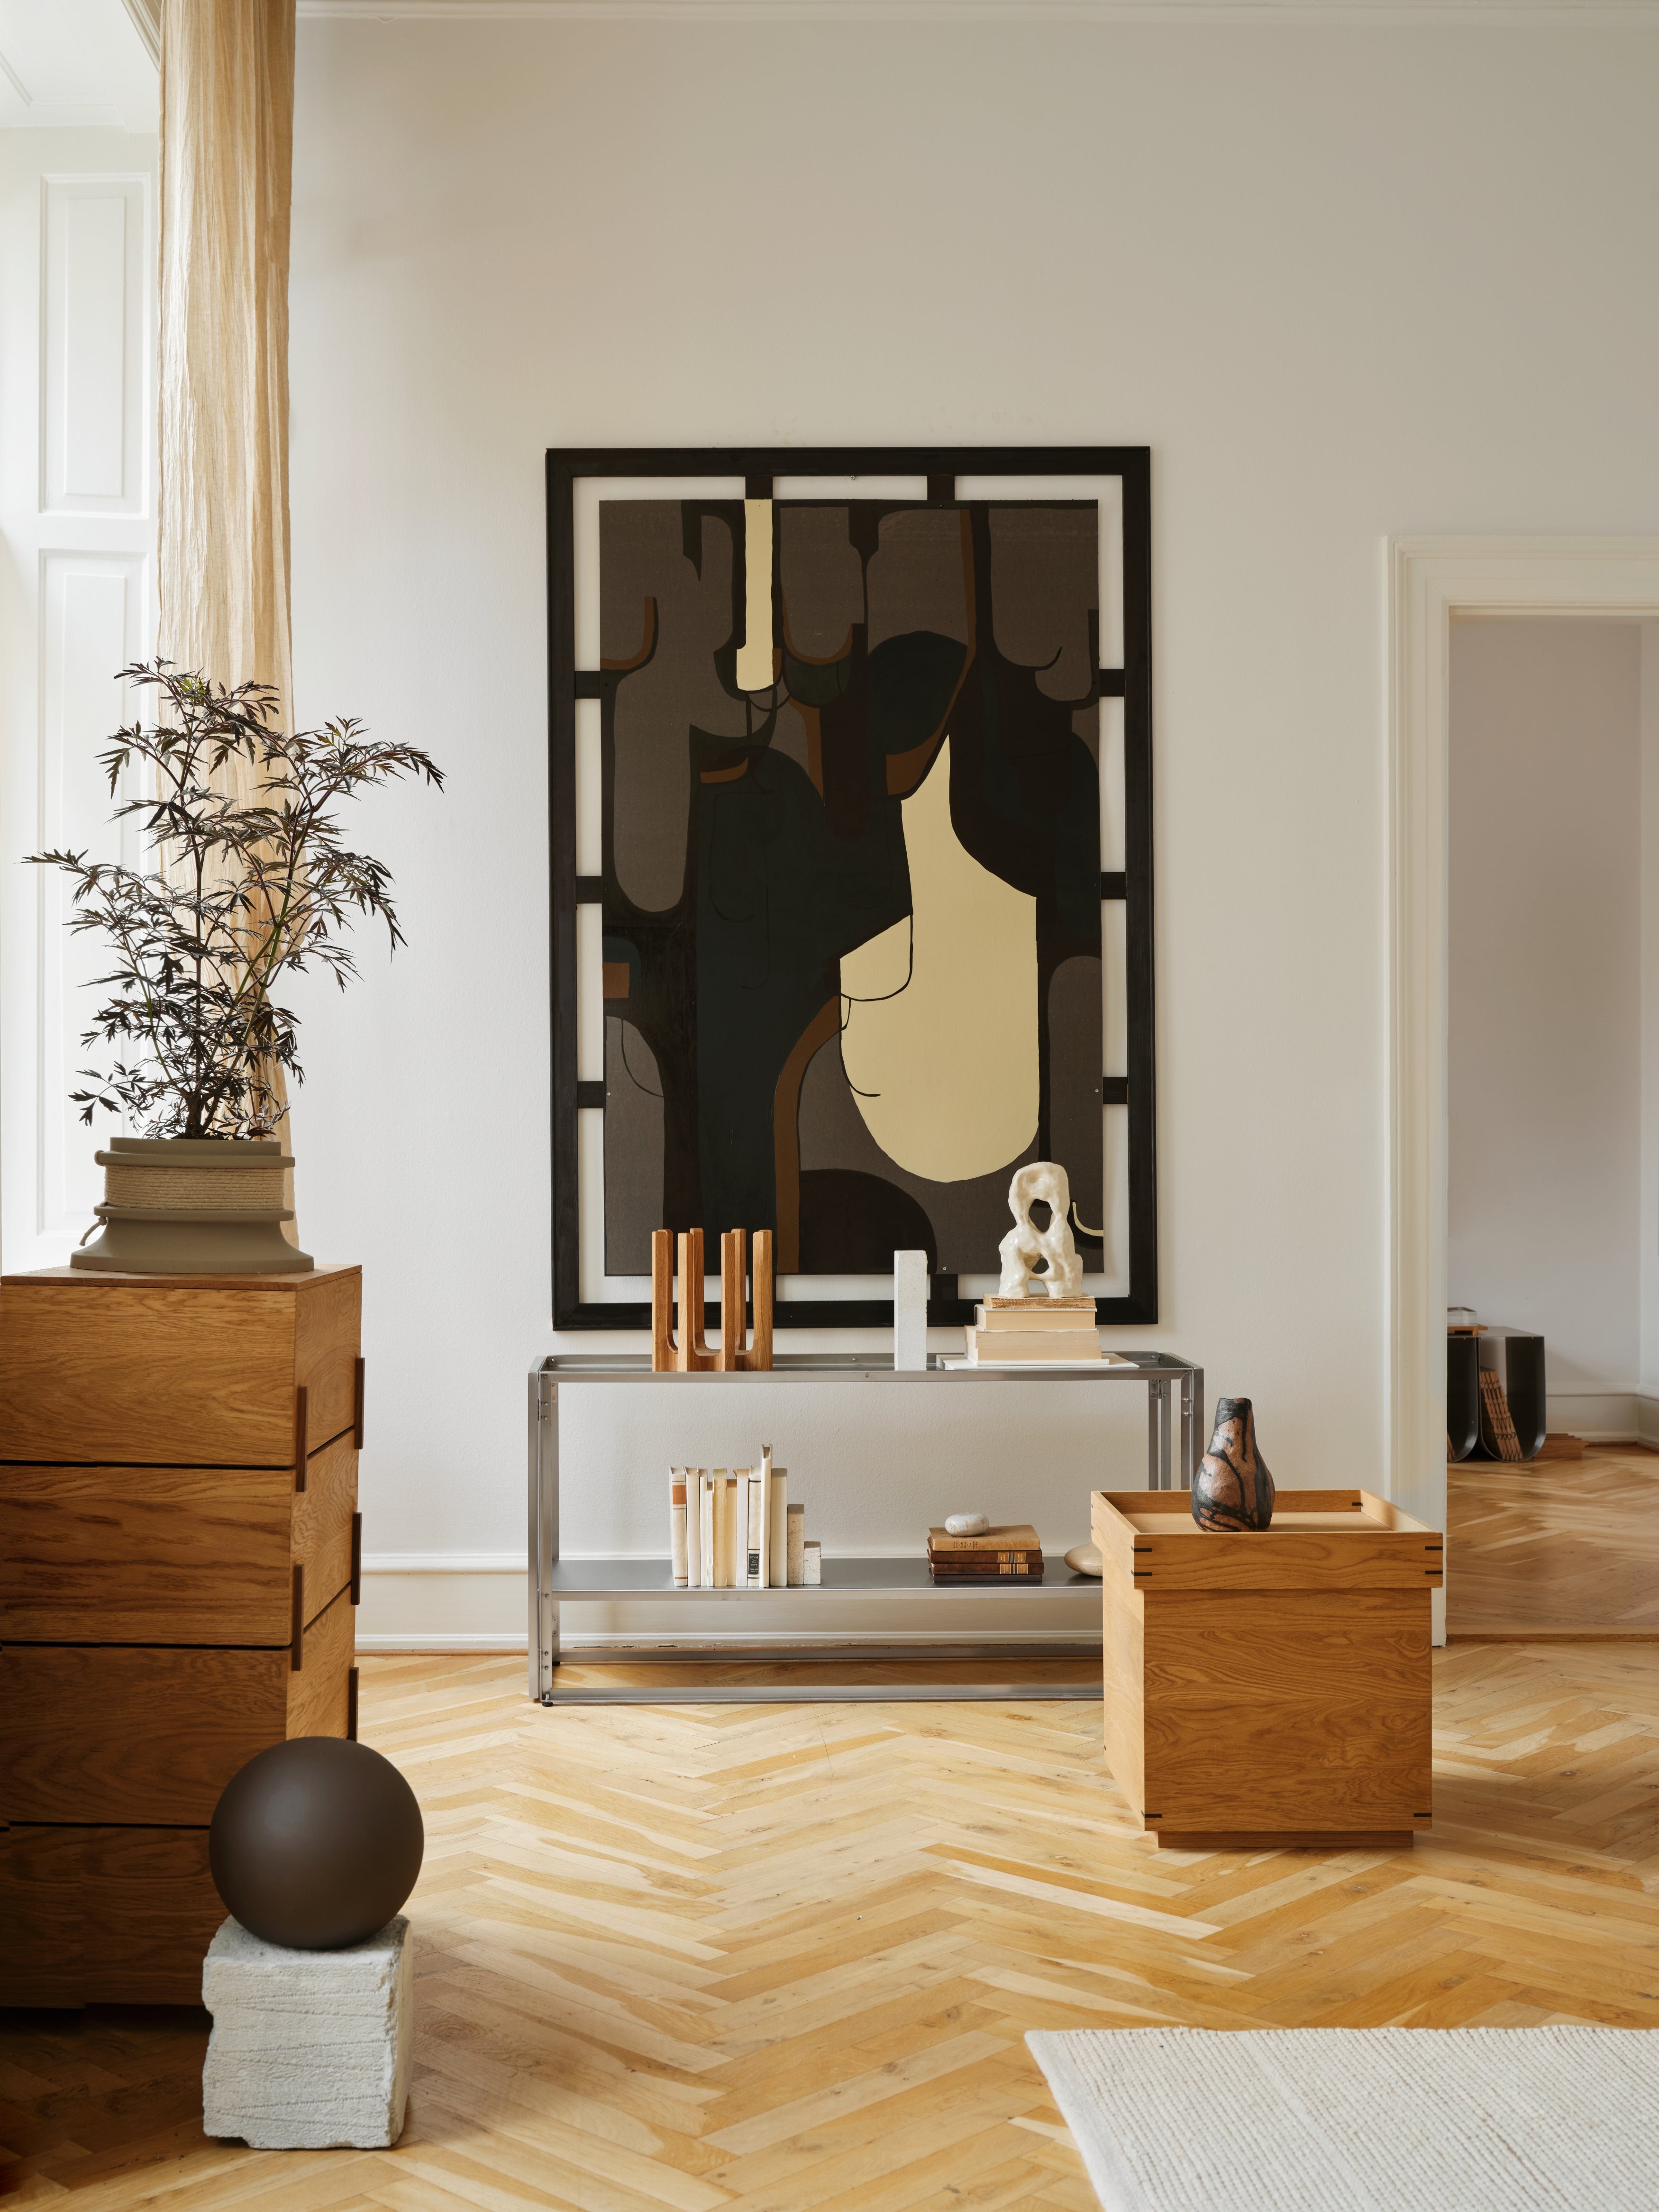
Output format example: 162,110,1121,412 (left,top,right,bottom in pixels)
1449,1442,1659,1636
5,1452,1659,2212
